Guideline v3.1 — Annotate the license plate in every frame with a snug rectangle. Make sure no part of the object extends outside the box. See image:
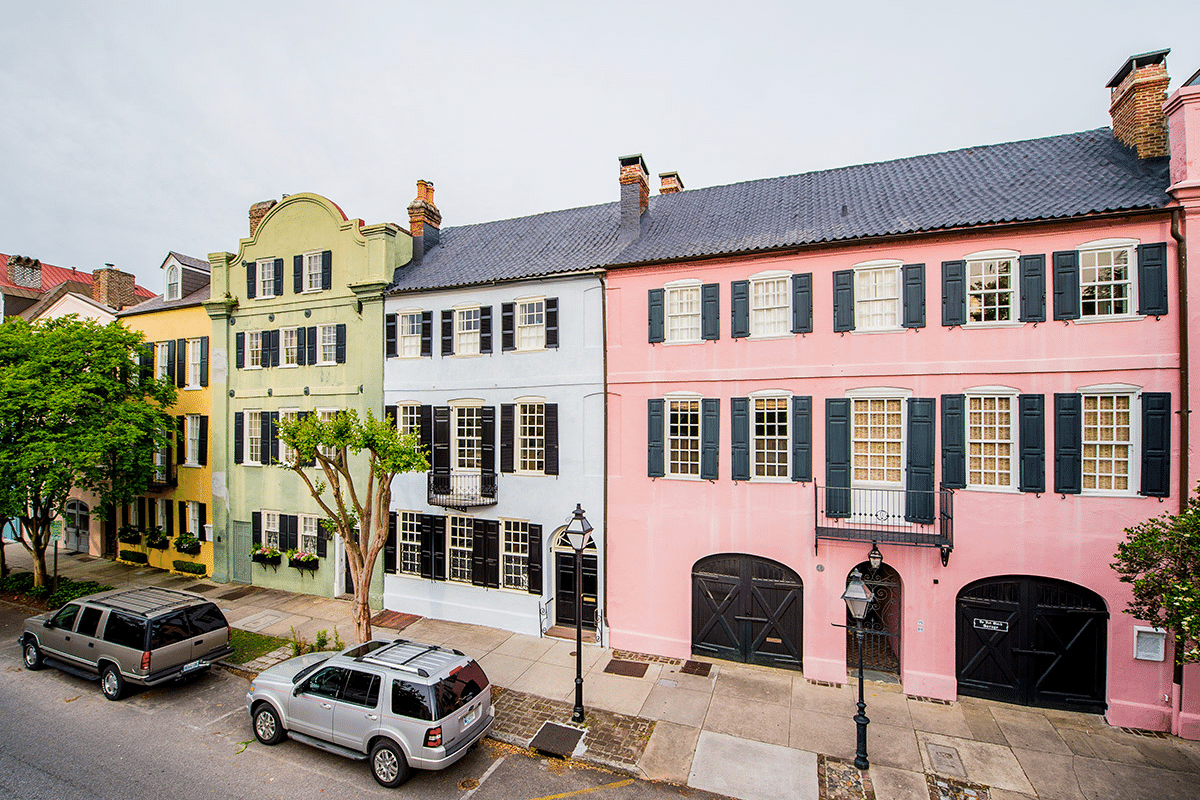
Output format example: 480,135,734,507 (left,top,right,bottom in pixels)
462,706,477,726
181,659,205,674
